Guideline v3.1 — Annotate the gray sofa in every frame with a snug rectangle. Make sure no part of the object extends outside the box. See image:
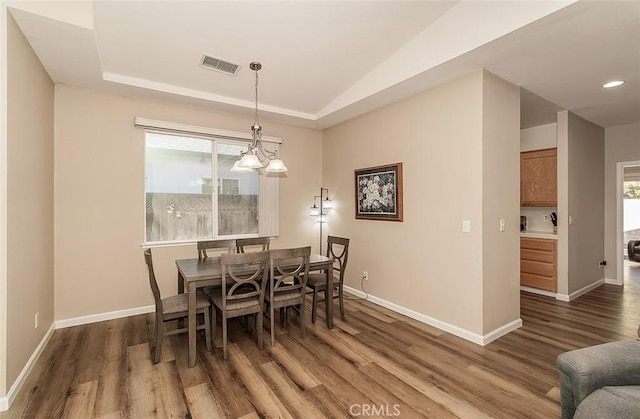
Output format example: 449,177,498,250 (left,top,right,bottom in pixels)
557,328,640,418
